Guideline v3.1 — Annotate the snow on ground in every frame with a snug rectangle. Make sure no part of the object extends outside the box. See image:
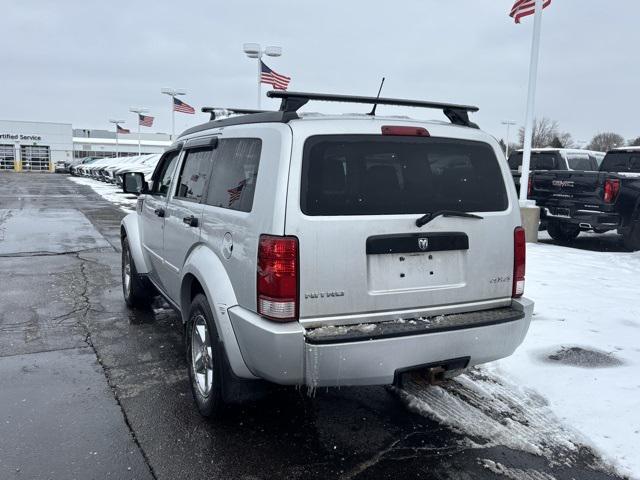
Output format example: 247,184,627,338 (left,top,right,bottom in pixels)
401,241,640,478
68,176,137,213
